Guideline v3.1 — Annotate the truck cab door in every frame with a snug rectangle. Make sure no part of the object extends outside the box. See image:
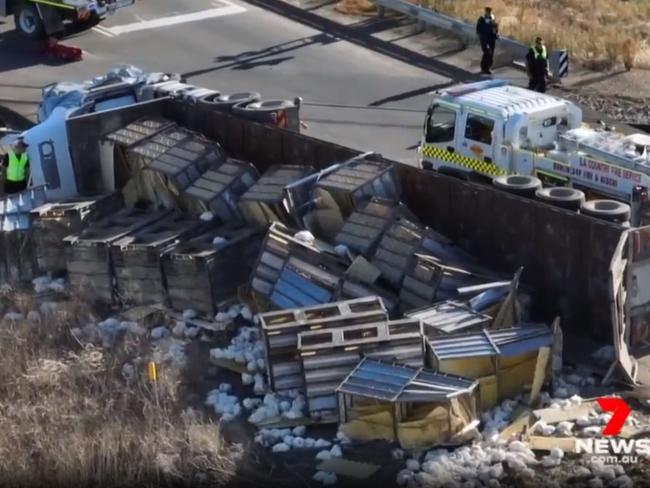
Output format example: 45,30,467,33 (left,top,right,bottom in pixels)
457,111,501,176
419,103,459,170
